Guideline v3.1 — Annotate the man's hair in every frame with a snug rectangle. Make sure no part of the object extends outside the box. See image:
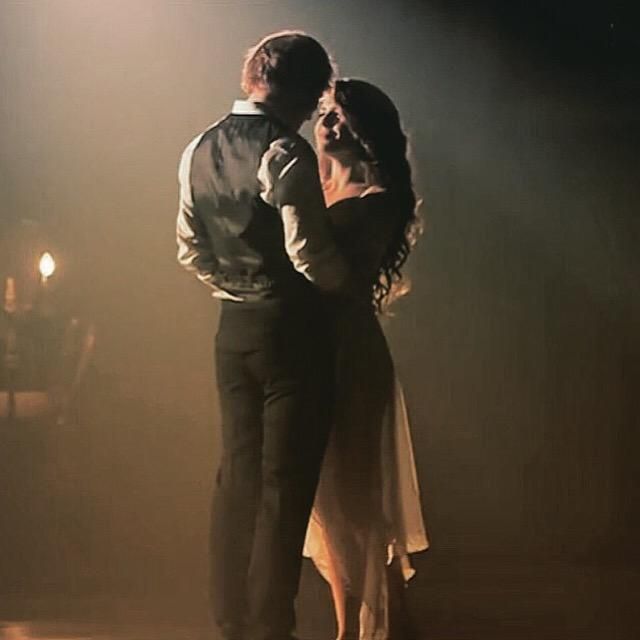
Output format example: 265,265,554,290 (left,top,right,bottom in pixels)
241,31,334,111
